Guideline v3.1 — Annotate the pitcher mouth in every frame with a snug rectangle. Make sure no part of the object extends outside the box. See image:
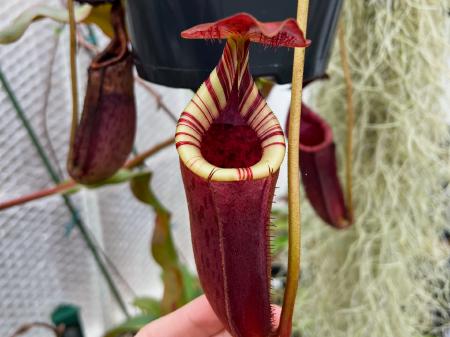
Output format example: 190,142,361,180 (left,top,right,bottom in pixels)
174,12,311,183
90,3,128,70
176,109,285,182
175,82,285,182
